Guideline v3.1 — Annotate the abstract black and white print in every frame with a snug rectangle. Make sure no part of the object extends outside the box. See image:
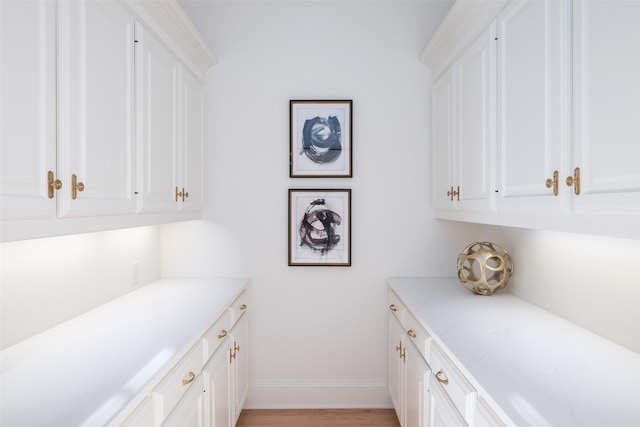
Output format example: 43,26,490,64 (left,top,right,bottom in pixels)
289,189,351,266
290,100,352,177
